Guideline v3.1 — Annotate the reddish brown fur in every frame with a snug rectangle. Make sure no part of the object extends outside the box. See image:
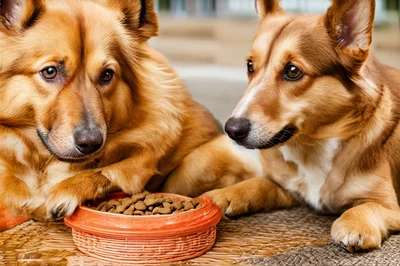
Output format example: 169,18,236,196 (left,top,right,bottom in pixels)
204,0,400,252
